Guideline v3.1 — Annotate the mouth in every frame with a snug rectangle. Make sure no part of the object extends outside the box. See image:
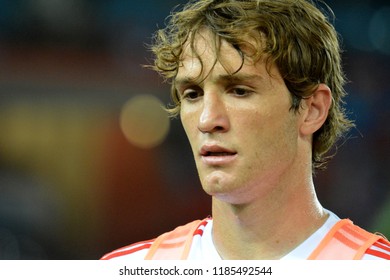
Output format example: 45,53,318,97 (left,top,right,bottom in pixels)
200,145,237,165
202,151,236,156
